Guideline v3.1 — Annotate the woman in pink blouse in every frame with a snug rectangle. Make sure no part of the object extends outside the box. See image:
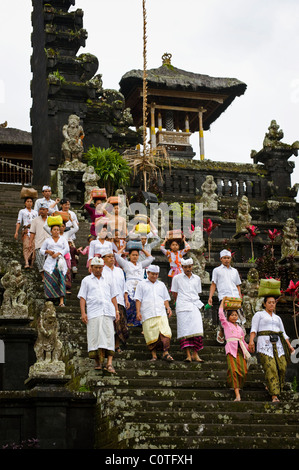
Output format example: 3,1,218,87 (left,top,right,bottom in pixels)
218,298,251,401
